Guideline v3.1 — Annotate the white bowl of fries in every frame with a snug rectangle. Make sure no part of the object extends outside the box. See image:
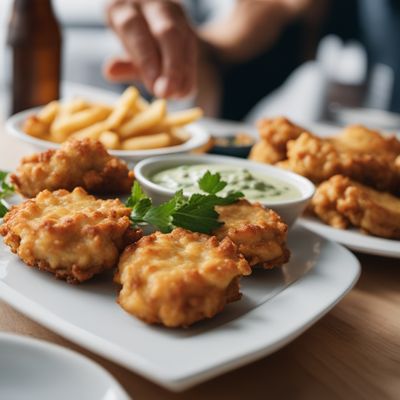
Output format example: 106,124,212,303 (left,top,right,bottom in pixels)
6,87,210,162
